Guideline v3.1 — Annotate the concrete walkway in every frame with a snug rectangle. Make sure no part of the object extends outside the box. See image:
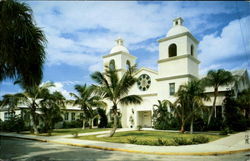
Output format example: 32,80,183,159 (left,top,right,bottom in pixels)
1,129,250,156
